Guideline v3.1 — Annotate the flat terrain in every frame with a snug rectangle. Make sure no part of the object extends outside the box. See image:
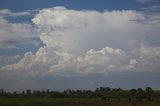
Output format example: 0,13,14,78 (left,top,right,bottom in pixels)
0,98,160,106
0,88,160,106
